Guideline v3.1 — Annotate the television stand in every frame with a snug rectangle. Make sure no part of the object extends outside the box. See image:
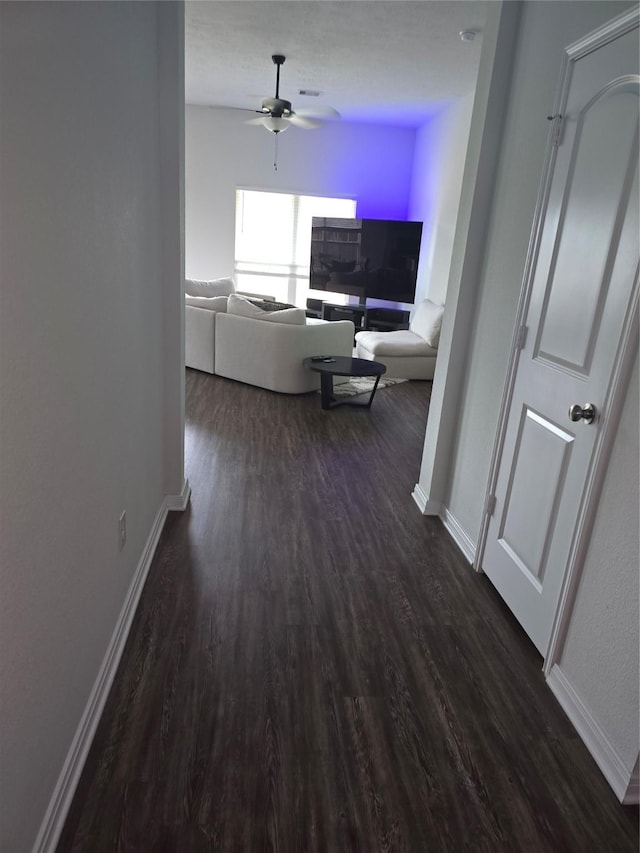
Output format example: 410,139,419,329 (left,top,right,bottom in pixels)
365,306,410,332
312,300,410,333
321,302,367,330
